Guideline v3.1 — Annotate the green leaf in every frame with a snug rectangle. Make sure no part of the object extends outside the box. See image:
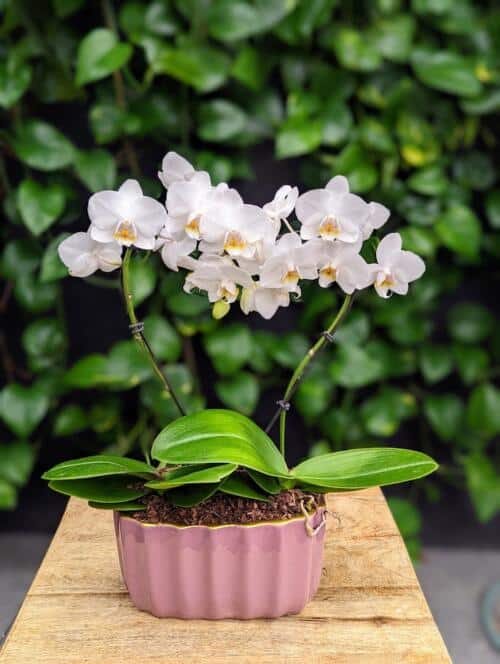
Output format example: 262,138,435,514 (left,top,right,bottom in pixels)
1,239,40,280
17,179,66,236
22,318,66,372
448,303,494,344
270,332,309,369
204,324,252,375
154,45,231,93
399,227,438,259
64,354,109,388
466,383,500,439
166,483,219,507
145,463,237,489
207,0,295,42
485,190,500,229
76,28,132,86
0,441,35,487
371,14,416,63
0,57,32,108
247,469,282,494
74,149,117,192
453,152,495,192
333,310,370,347
412,49,482,97
90,102,126,144
361,388,417,437
53,404,89,436
387,497,421,539
48,476,147,502
14,273,59,313
52,0,85,17
152,409,289,478
0,383,50,438
143,315,181,362
215,372,260,416
40,233,70,282
231,46,267,90
332,143,378,193
0,479,17,510
419,345,454,383
12,119,75,171
89,500,145,511
295,368,332,421
407,165,449,196
330,27,382,72
198,100,247,142
329,345,385,388
463,454,500,523
276,117,323,158
435,204,481,260
321,100,353,147
453,345,488,385
293,448,438,489
129,256,157,306
220,474,269,501
43,454,155,480
423,394,463,441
